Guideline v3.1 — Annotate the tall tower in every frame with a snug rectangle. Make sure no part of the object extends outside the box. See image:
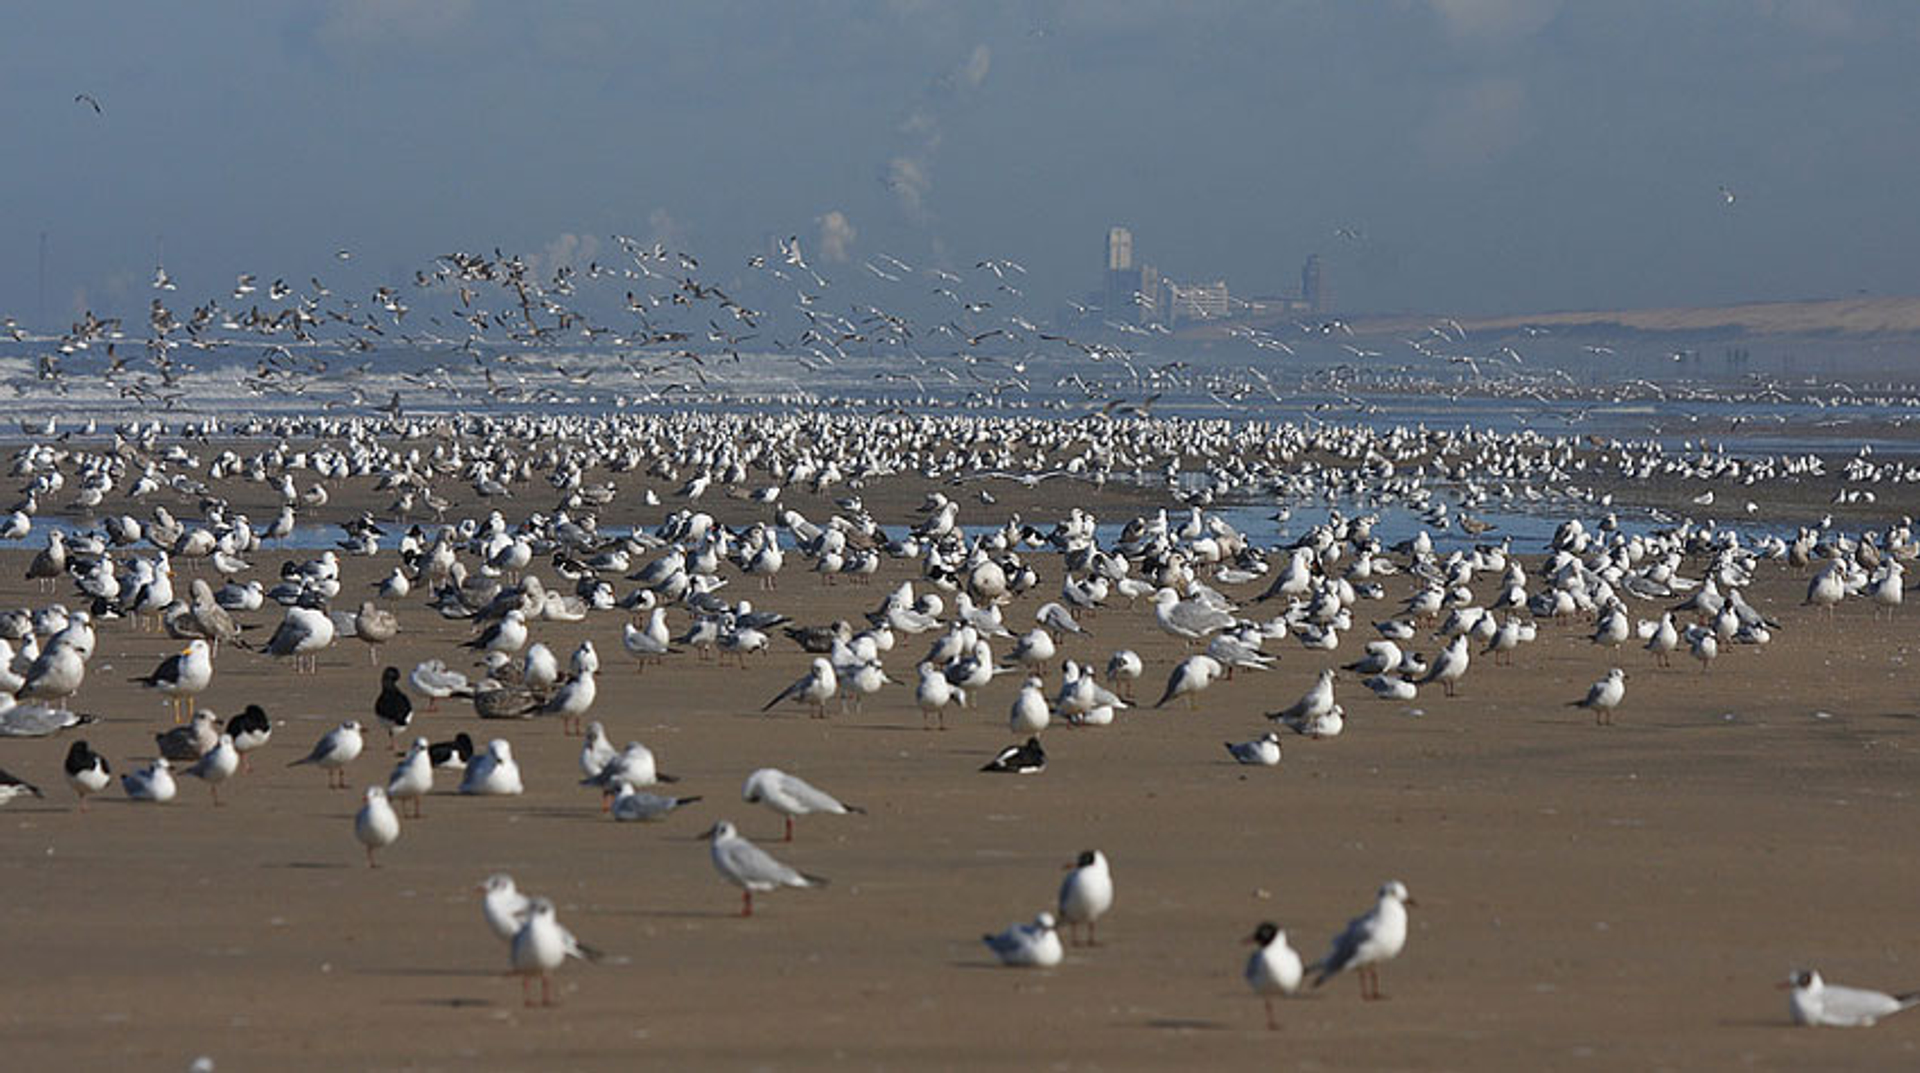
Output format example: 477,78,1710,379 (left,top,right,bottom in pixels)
1107,227,1133,271
1302,253,1326,315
